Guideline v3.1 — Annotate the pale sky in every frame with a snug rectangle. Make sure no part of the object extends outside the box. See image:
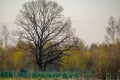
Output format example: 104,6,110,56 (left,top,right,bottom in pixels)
0,0,120,45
